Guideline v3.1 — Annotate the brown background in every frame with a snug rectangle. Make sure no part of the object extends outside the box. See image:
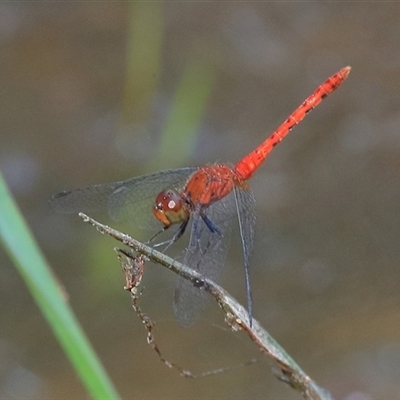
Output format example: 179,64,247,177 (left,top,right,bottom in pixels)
1,3,400,399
